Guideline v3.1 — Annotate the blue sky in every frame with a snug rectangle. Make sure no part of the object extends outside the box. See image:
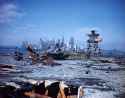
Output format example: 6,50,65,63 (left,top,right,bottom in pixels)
0,0,125,50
